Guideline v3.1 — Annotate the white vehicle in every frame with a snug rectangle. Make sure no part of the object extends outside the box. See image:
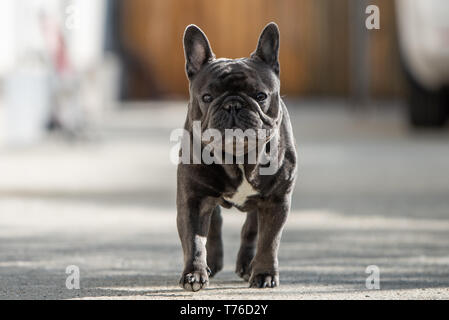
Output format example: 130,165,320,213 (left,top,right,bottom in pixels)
396,0,449,127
